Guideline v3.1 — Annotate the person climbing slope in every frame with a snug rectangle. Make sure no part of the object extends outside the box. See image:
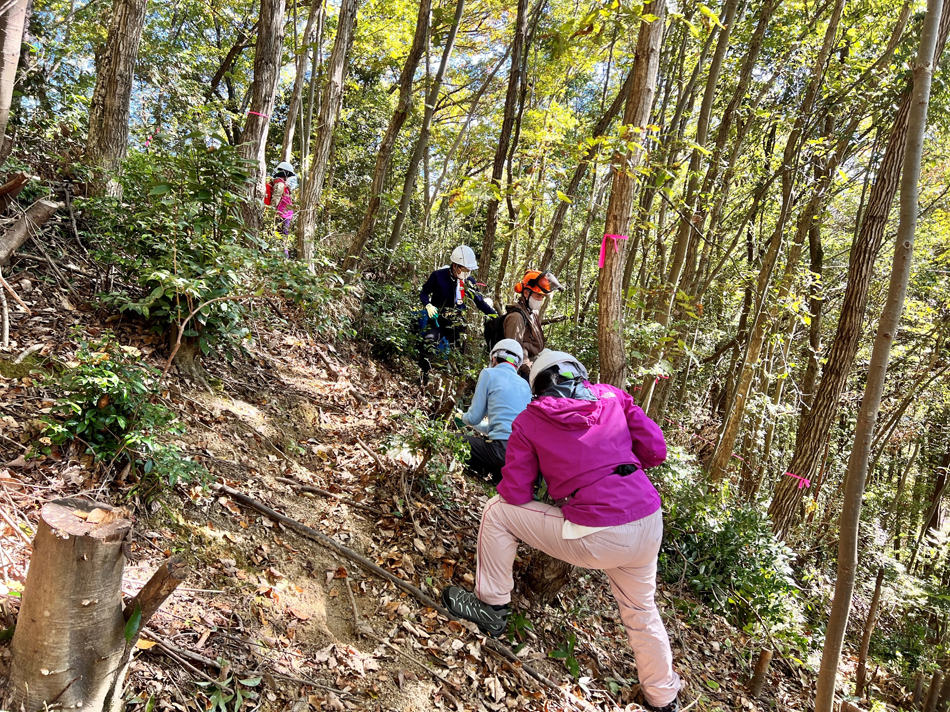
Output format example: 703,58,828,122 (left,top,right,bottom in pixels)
497,270,563,378
457,339,532,484
441,349,682,712
265,161,297,255
418,245,497,384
